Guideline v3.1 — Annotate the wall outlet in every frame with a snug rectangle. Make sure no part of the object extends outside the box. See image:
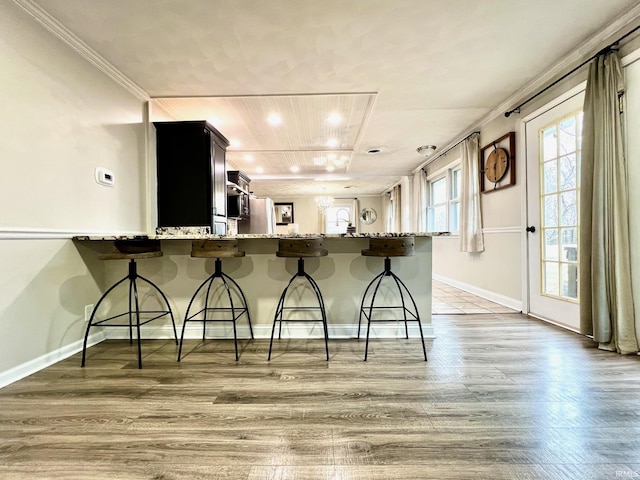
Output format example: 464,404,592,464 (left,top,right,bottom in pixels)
84,304,95,322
